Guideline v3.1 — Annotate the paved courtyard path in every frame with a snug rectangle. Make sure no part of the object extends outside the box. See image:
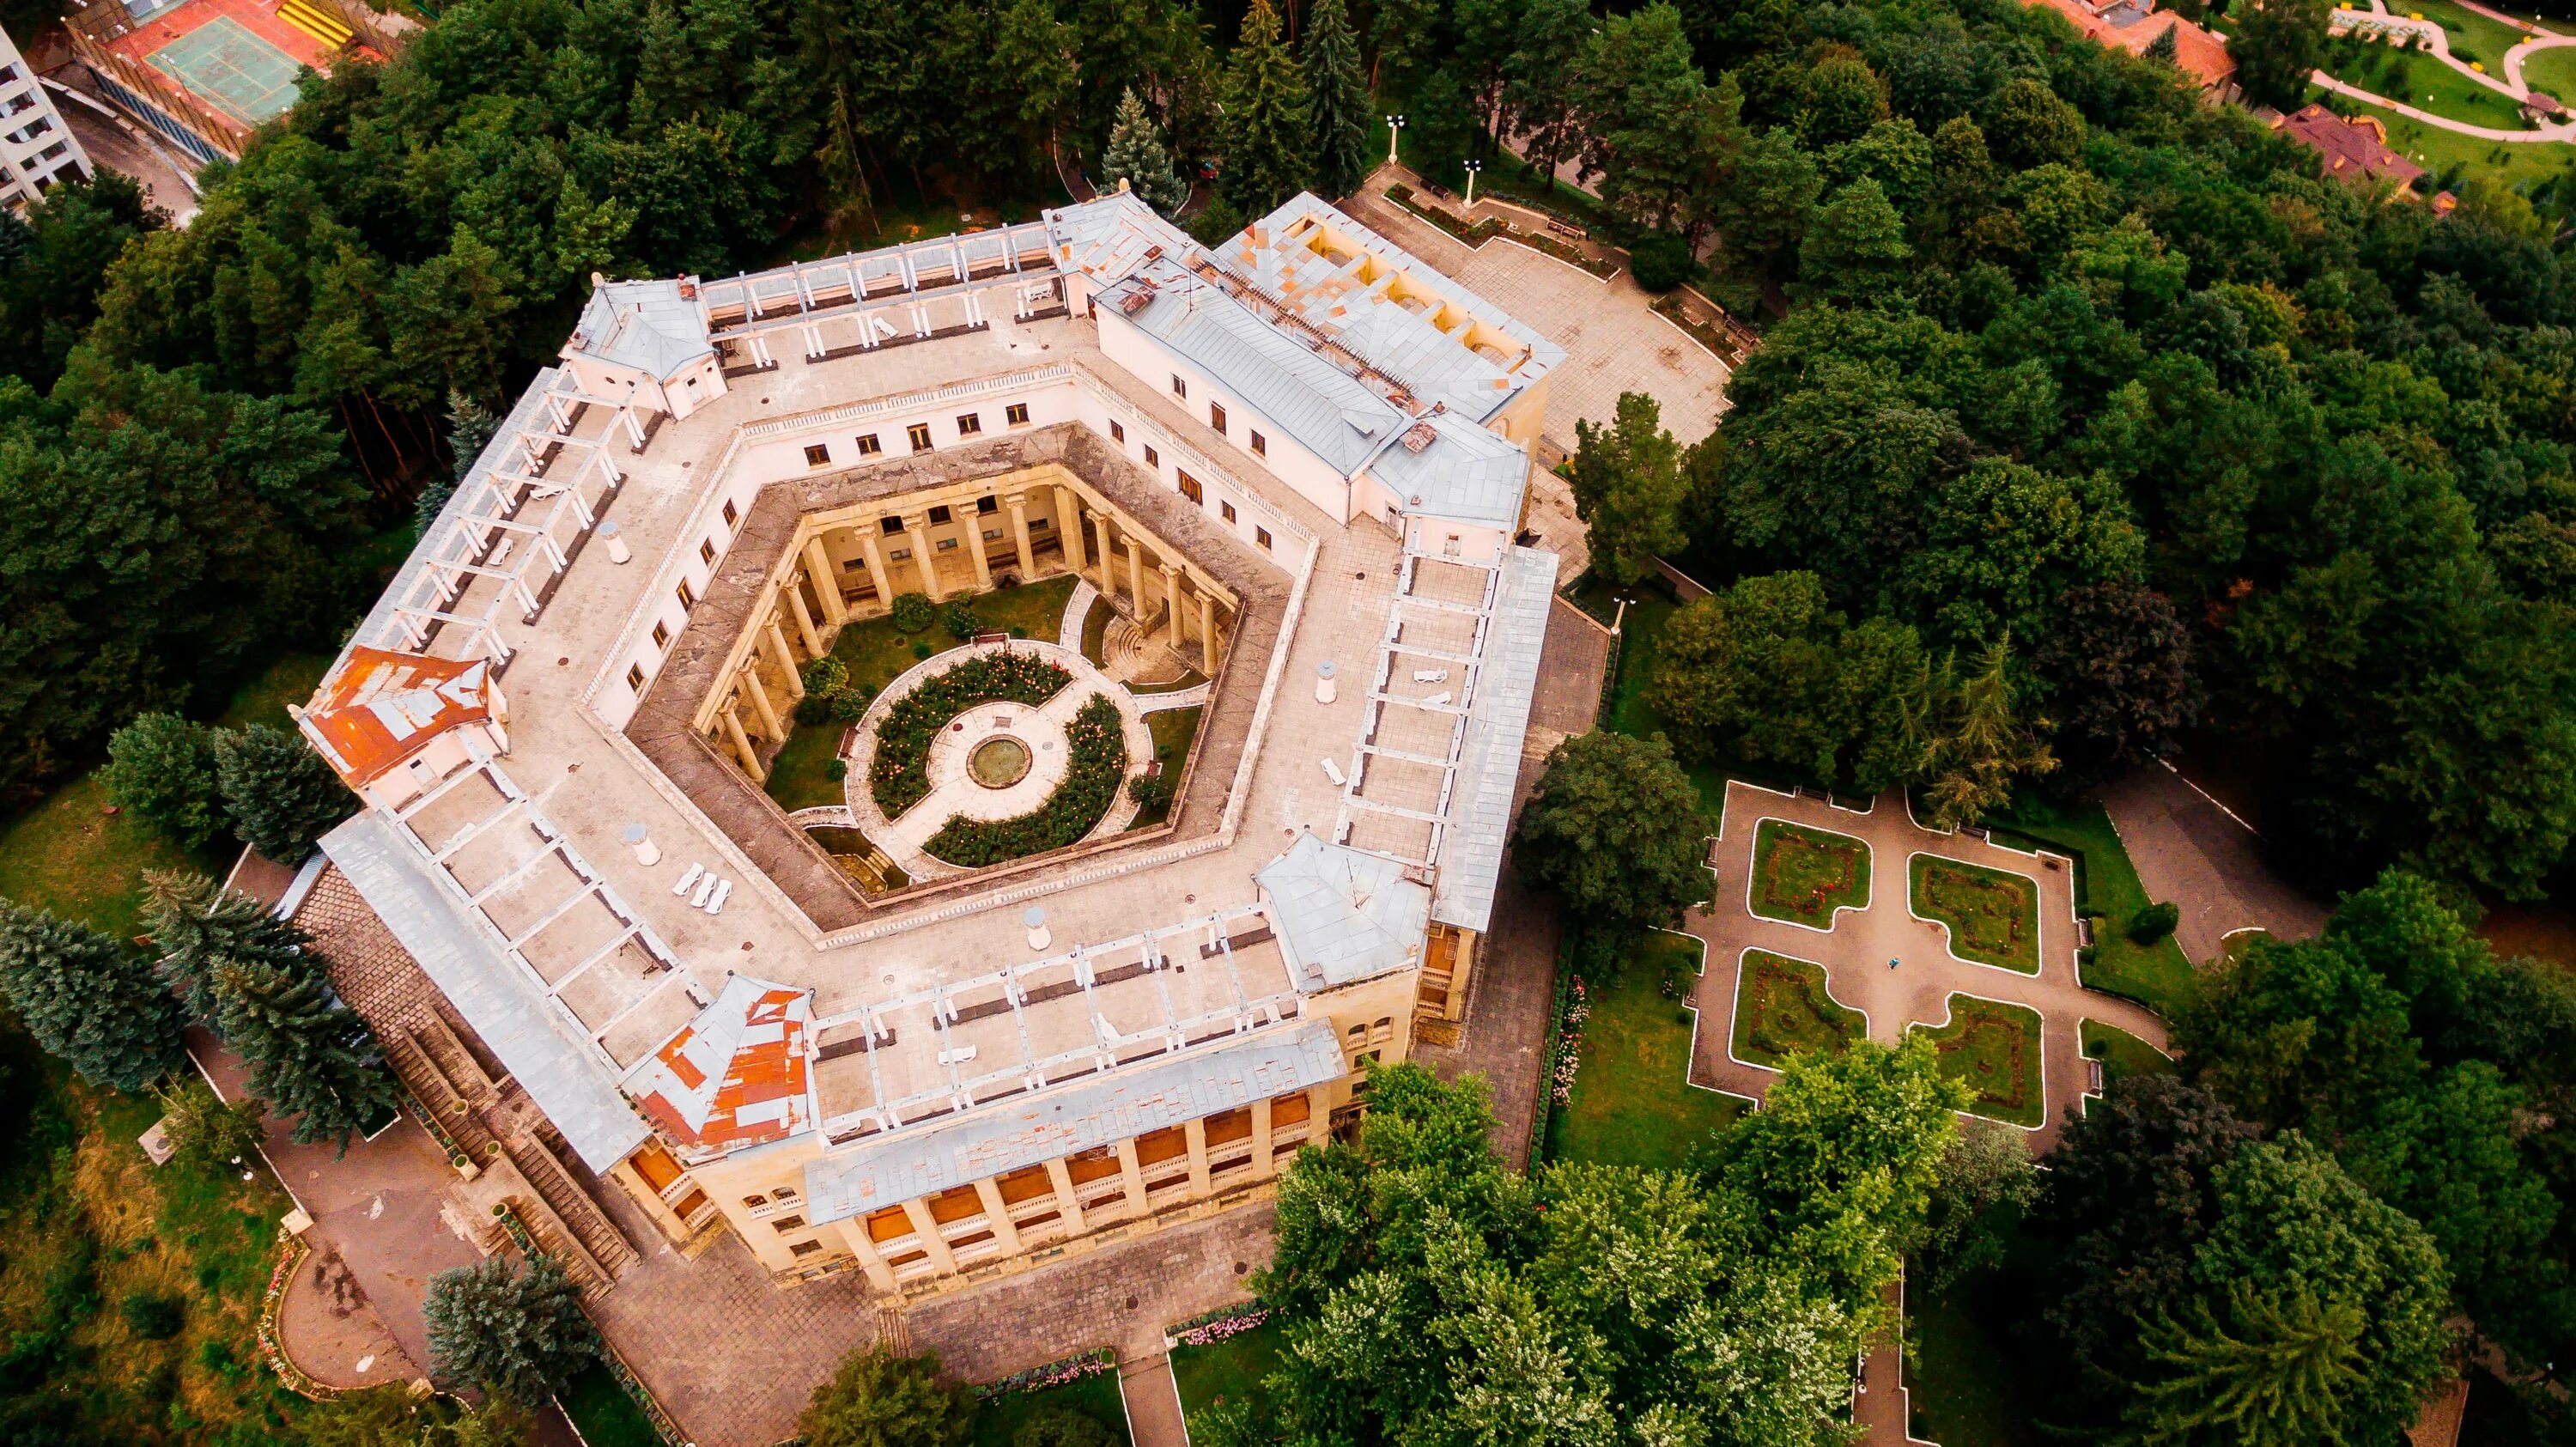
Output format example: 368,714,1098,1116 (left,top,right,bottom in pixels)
2098,764,2328,964
1685,781,2168,1152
